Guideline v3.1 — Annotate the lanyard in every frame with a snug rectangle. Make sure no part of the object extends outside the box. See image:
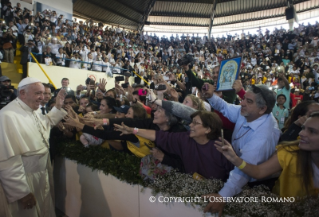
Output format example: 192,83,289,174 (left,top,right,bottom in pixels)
233,123,251,141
